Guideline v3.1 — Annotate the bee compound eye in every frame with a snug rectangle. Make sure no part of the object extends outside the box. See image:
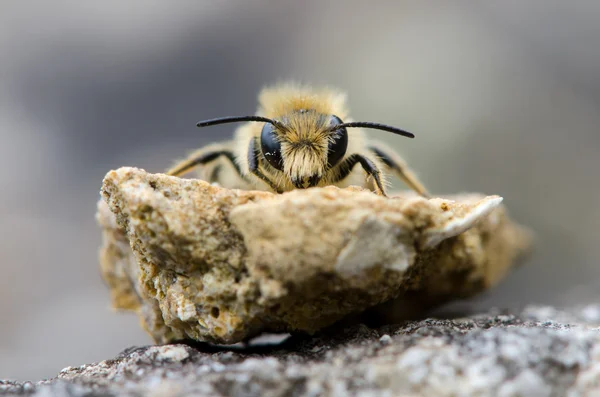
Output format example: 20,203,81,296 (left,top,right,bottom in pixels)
260,123,284,171
327,115,348,168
